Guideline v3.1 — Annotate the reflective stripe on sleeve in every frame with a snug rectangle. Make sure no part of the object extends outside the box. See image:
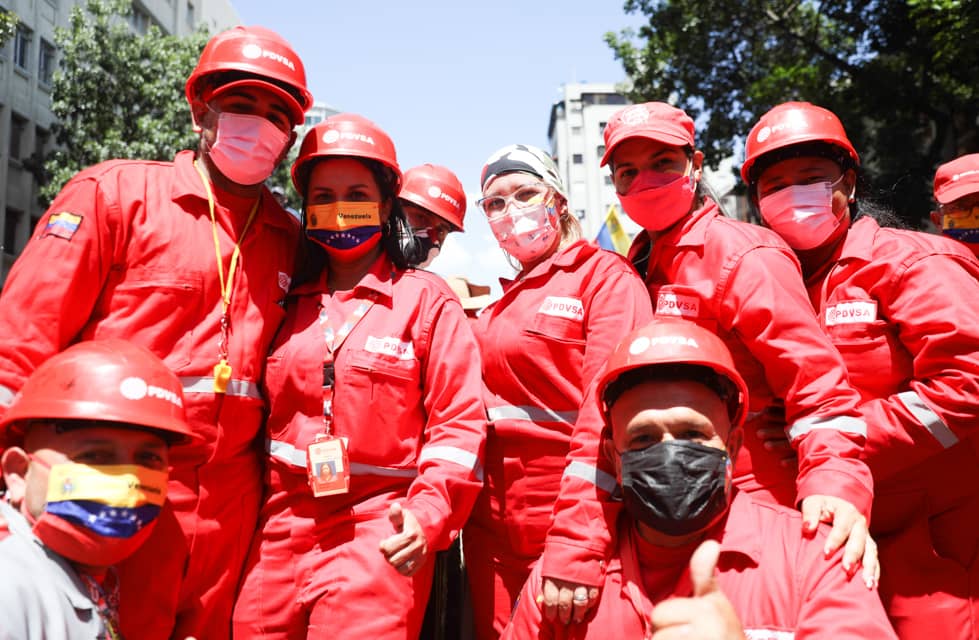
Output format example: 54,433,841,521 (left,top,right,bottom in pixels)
487,405,578,425
0,384,15,407
563,460,618,495
897,390,958,448
419,445,483,481
267,439,419,478
180,376,262,400
788,415,867,440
